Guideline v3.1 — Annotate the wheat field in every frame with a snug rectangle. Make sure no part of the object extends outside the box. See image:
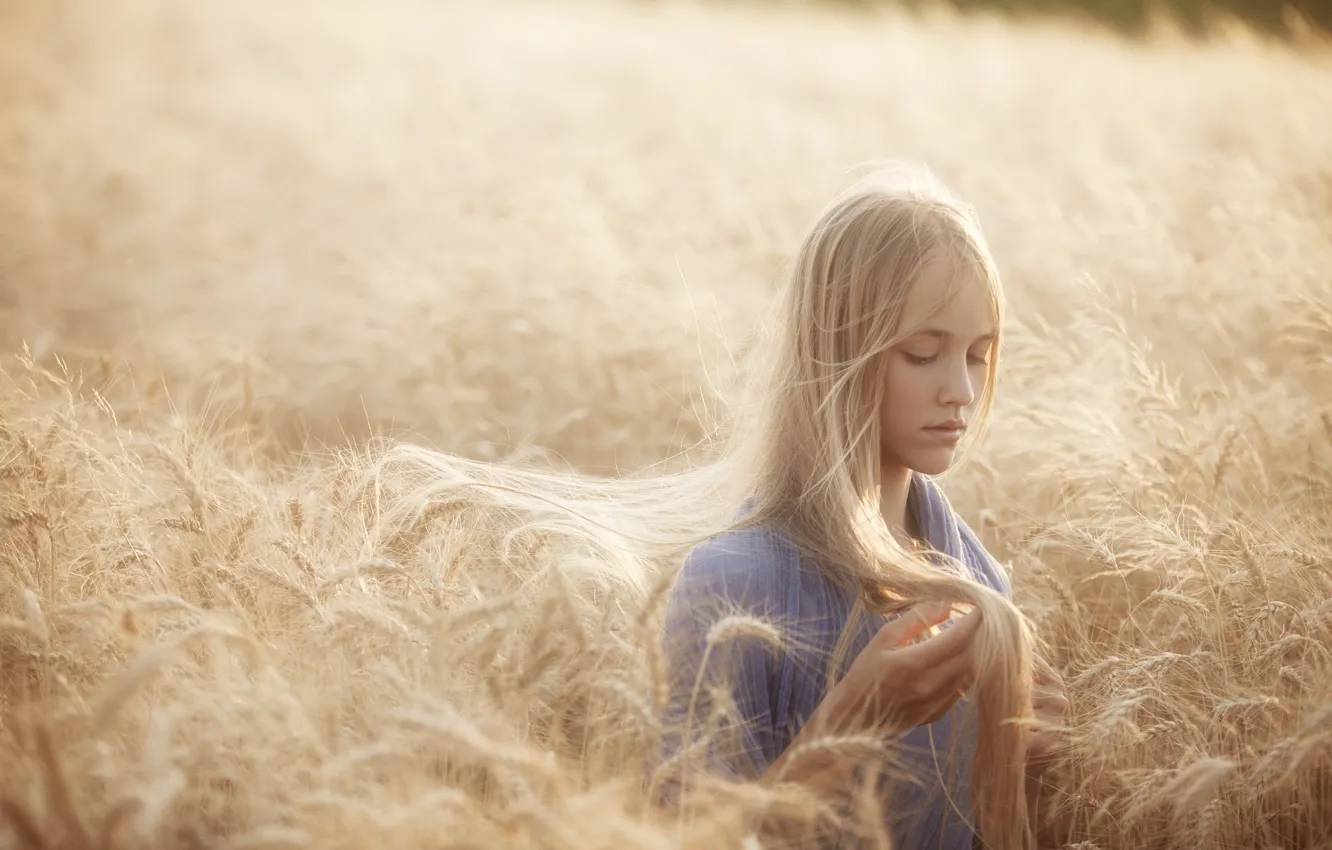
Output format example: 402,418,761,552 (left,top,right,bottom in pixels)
2,0,1332,847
